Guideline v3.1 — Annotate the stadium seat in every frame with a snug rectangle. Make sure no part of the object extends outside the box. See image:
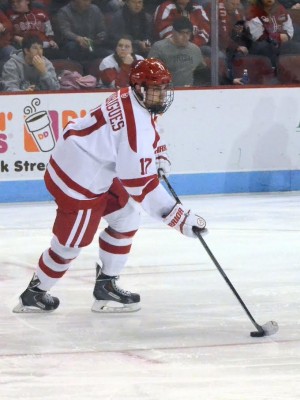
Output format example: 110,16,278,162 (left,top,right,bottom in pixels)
231,55,274,85
83,58,102,80
277,54,300,84
51,59,83,77
198,57,227,86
